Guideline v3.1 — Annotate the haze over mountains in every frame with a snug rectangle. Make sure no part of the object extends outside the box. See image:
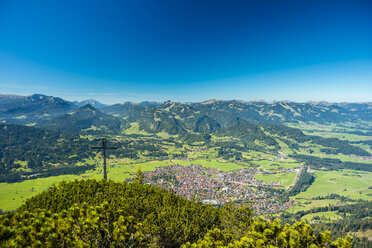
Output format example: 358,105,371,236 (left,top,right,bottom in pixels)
0,94,371,129
1,93,370,158
1,93,370,180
